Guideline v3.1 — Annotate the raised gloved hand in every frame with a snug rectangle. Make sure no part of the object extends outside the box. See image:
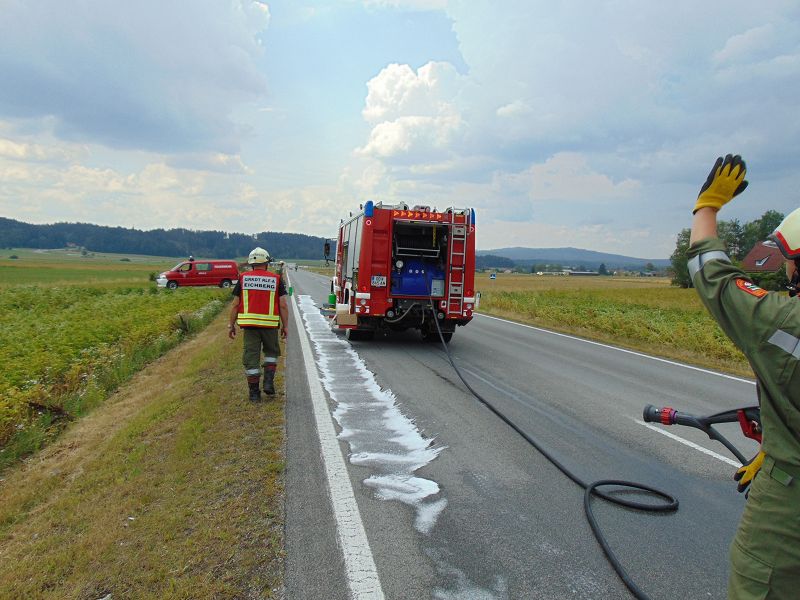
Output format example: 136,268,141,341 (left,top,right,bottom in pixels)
734,449,764,494
694,154,748,213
